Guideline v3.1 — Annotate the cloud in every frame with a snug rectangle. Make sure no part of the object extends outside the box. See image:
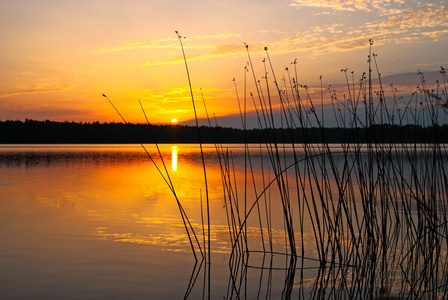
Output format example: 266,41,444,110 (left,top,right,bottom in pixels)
139,87,226,108
192,32,242,40
99,5,448,68
0,77,75,98
96,32,240,53
165,87,222,95
289,0,406,14
420,29,448,39
96,40,174,53
139,57,185,67
332,40,372,51
0,107,100,122
375,5,448,29
267,4,448,55
139,43,257,67
97,40,214,53
290,0,370,12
